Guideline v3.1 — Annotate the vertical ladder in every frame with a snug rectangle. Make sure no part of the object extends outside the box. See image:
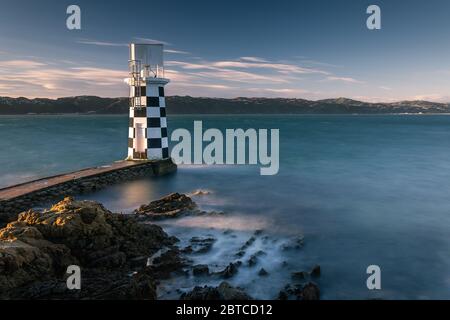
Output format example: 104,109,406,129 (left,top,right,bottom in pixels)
129,59,142,108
